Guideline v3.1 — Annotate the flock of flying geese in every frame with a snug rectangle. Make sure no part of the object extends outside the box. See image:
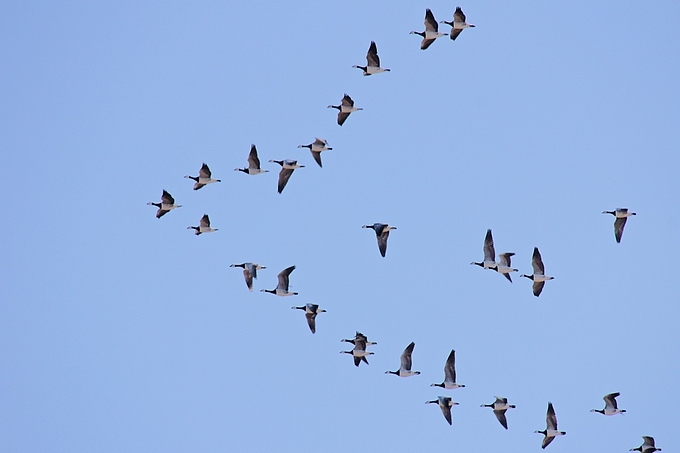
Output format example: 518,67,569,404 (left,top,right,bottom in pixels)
145,6,654,451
